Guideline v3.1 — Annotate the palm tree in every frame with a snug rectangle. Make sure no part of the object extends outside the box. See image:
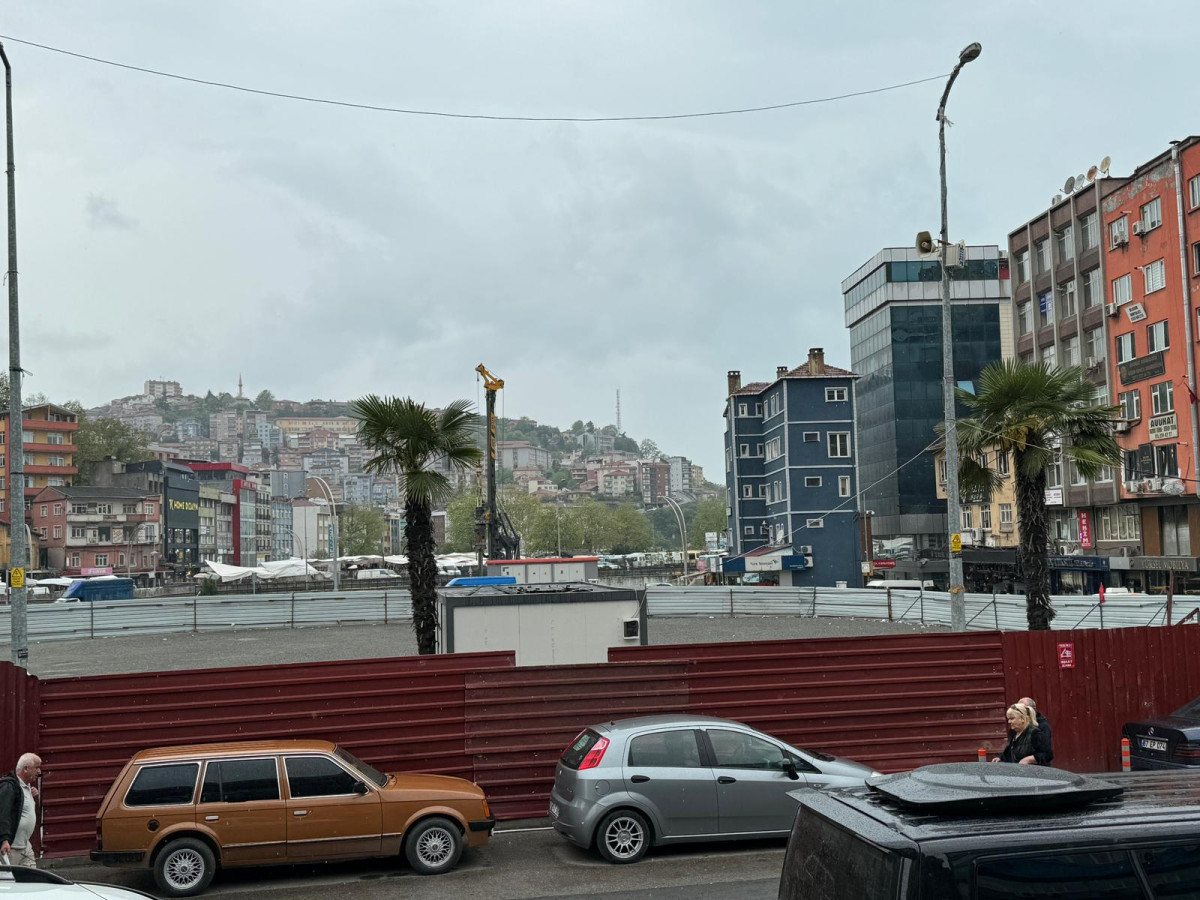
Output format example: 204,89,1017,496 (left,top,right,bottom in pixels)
951,361,1121,630
351,396,482,654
